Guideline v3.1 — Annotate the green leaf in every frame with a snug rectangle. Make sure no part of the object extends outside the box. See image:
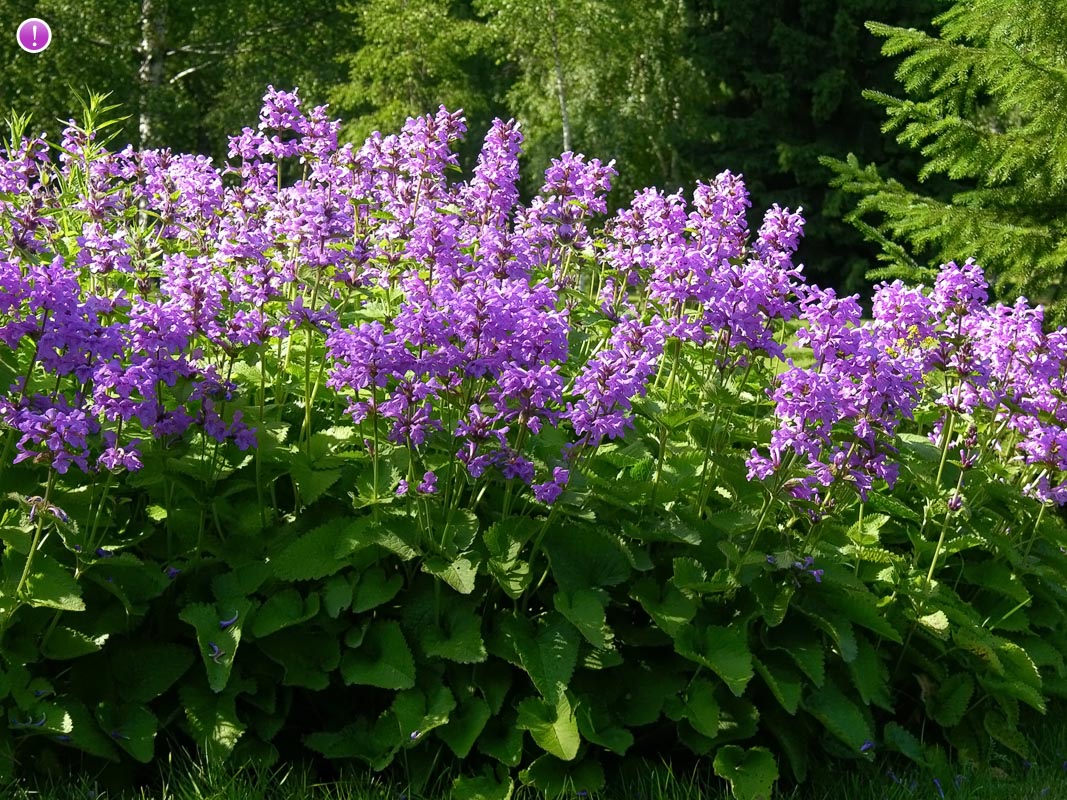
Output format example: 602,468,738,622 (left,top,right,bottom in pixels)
918,609,950,640
543,524,631,593
22,553,84,611
984,708,1029,758
304,714,399,770
519,754,604,798
272,517,369,581
323,573,354,618
423,604,487,664
438,697,492,759
180,682,246,761
478,713,525,766
630,577,696,637
250,588,320,638
289,450,341,507
553,588,613,650
362,513,421,560
341,620,416,690
422,554,479,595
40,627,107,660
516,690,580,761
674,625,753,696
112,643,194,704
94,703,156,763
452,769,514,800
179,599,252,693
866,492,920,523
684,678,721,738
504,613,580,703
257,628,342,690
767,626,826,686
883,721,926,766
754,654,802,715
804,682,871,752
392,681,456,741
351,566,404,612
713,745,778,800
574,700,633,755
927,674,973,727
849,637,892,710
